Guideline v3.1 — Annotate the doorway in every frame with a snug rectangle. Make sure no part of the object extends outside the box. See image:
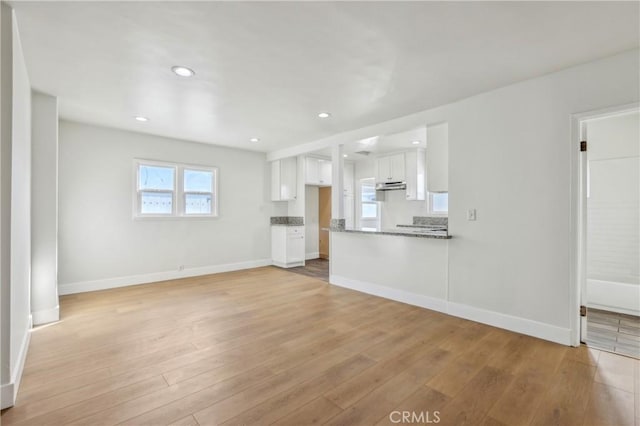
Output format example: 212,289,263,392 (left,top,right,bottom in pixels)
577,106,640,358
319,187,331,259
